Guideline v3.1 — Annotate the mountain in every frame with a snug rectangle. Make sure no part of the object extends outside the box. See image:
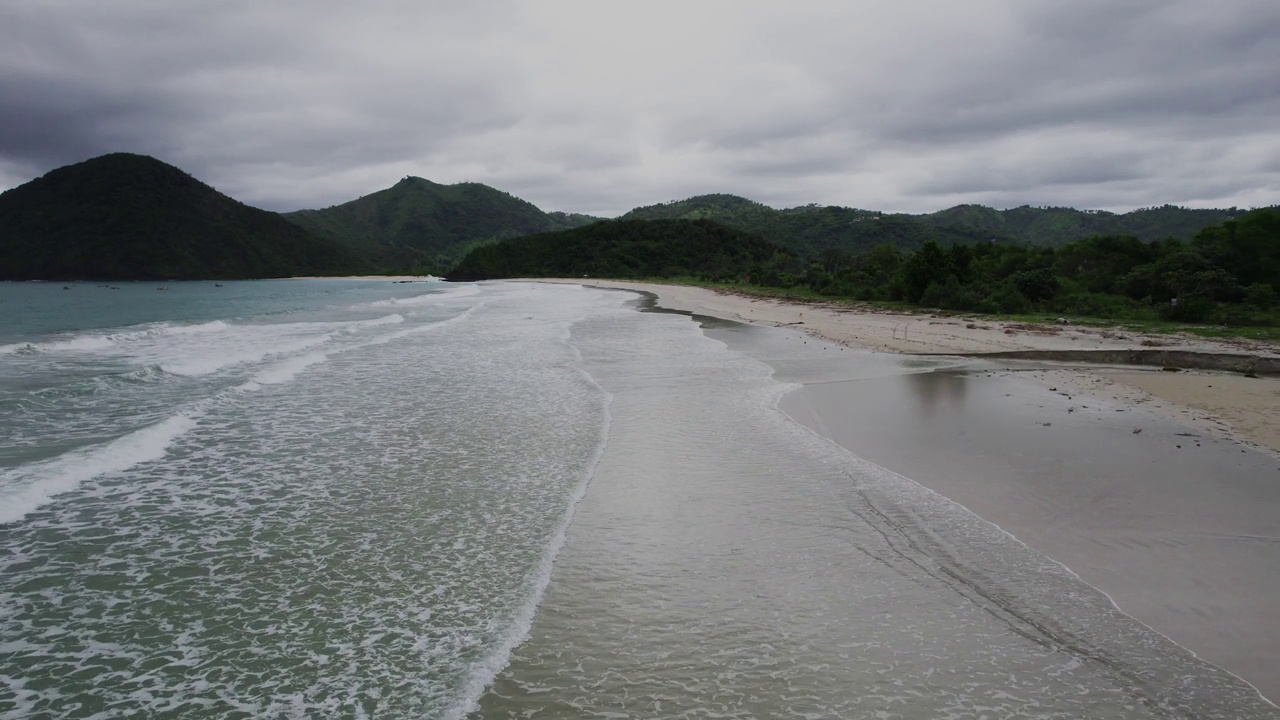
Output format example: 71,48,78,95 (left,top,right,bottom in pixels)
620,195,1002,256
447,219,796,282
283,177,598,272
621,195,1240,257
0,153,367,280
